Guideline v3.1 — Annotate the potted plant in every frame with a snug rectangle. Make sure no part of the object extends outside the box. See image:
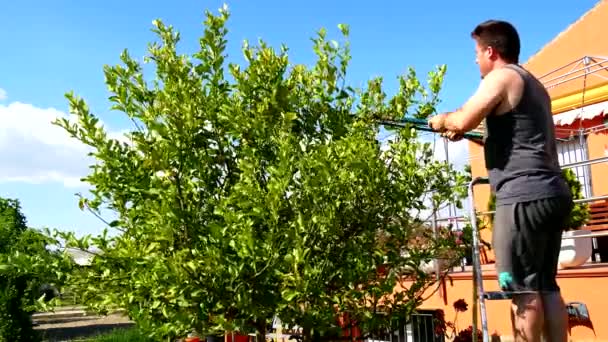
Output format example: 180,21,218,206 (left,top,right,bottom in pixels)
558,168,592,269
